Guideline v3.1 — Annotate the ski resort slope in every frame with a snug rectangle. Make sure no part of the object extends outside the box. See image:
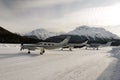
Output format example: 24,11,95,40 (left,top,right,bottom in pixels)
0,44,120,80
